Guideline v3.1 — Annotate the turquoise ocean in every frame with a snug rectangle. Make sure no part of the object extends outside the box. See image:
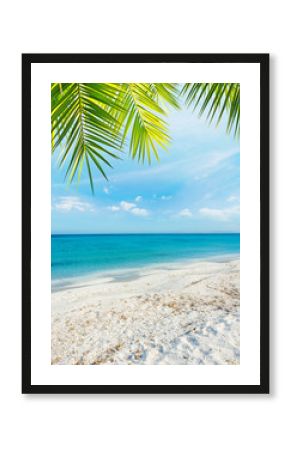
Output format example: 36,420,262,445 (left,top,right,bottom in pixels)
51,233,240,289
